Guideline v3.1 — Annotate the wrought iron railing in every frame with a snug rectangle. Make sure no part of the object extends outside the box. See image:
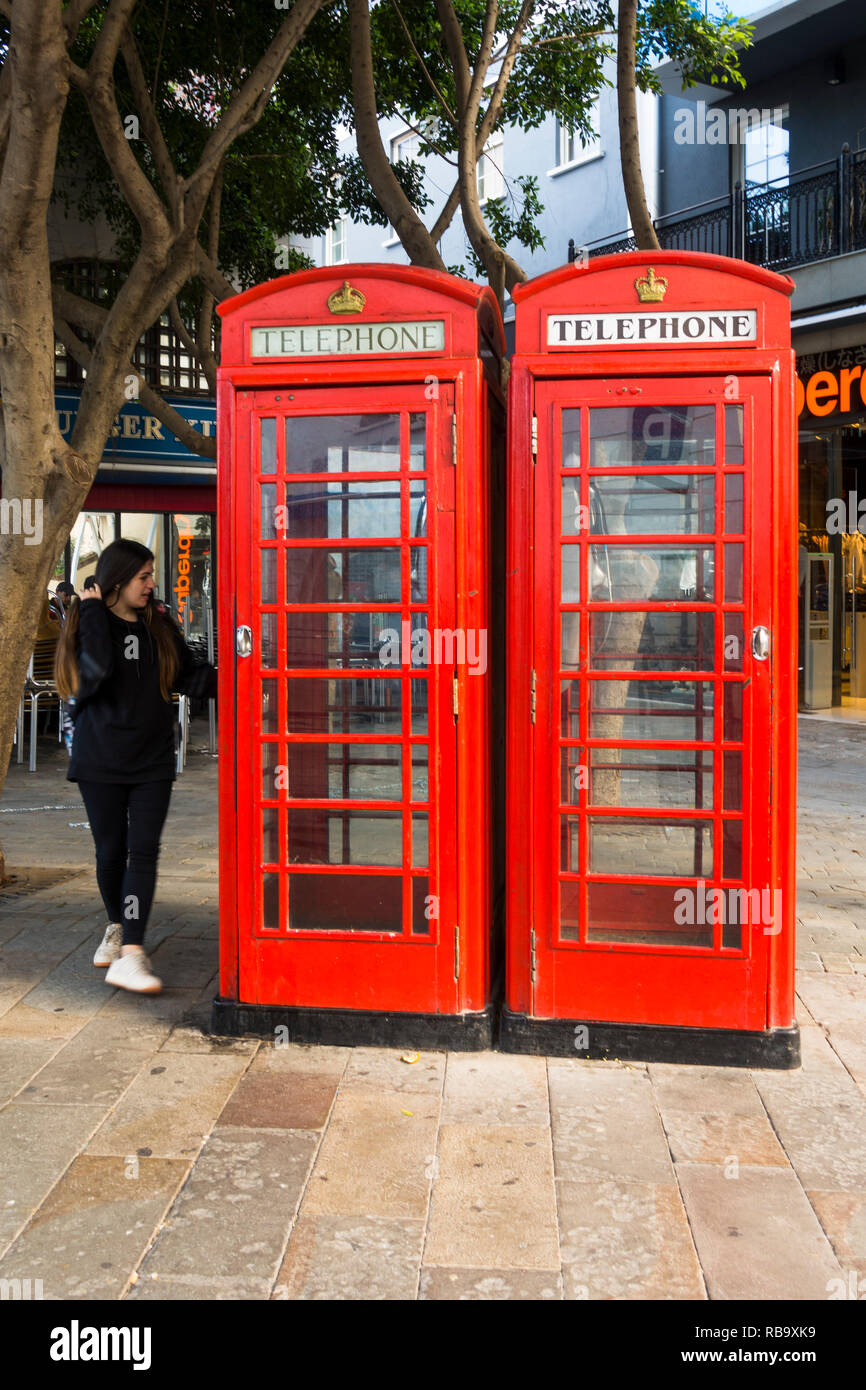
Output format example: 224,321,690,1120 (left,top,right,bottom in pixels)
570,146,866,272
